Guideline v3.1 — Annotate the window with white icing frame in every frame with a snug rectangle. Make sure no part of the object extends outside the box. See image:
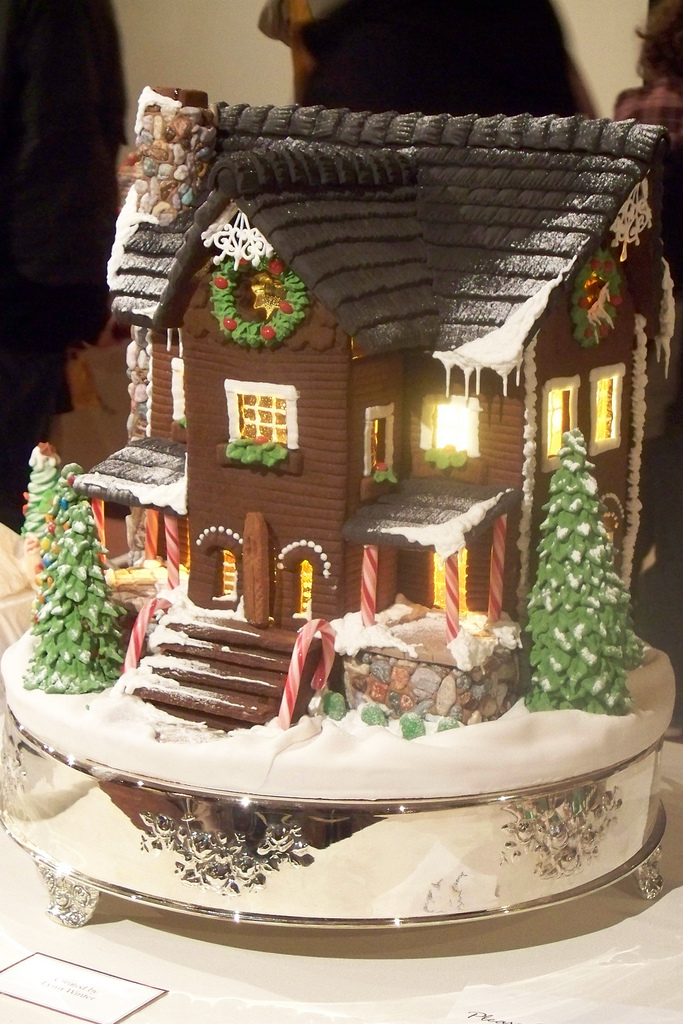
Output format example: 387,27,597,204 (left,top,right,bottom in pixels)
420,394,480,457
542,375,579,472
224,379,299,448
364,403,395,476
589,363,625,456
